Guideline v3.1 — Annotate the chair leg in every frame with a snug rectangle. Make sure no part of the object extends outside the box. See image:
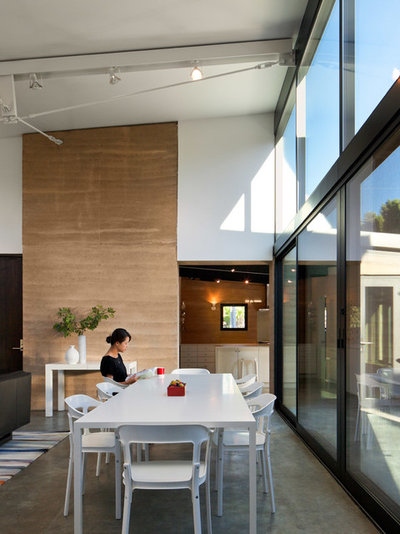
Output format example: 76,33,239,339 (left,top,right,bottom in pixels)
64,456,73,517
217,442,224,517
106,452,110,464
205,475,213,534
266,445,275,513
96,453,101,477
260,450,268,494
354,407,360,441
121,487,132,534
192,487,202,534
115,448,122,519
